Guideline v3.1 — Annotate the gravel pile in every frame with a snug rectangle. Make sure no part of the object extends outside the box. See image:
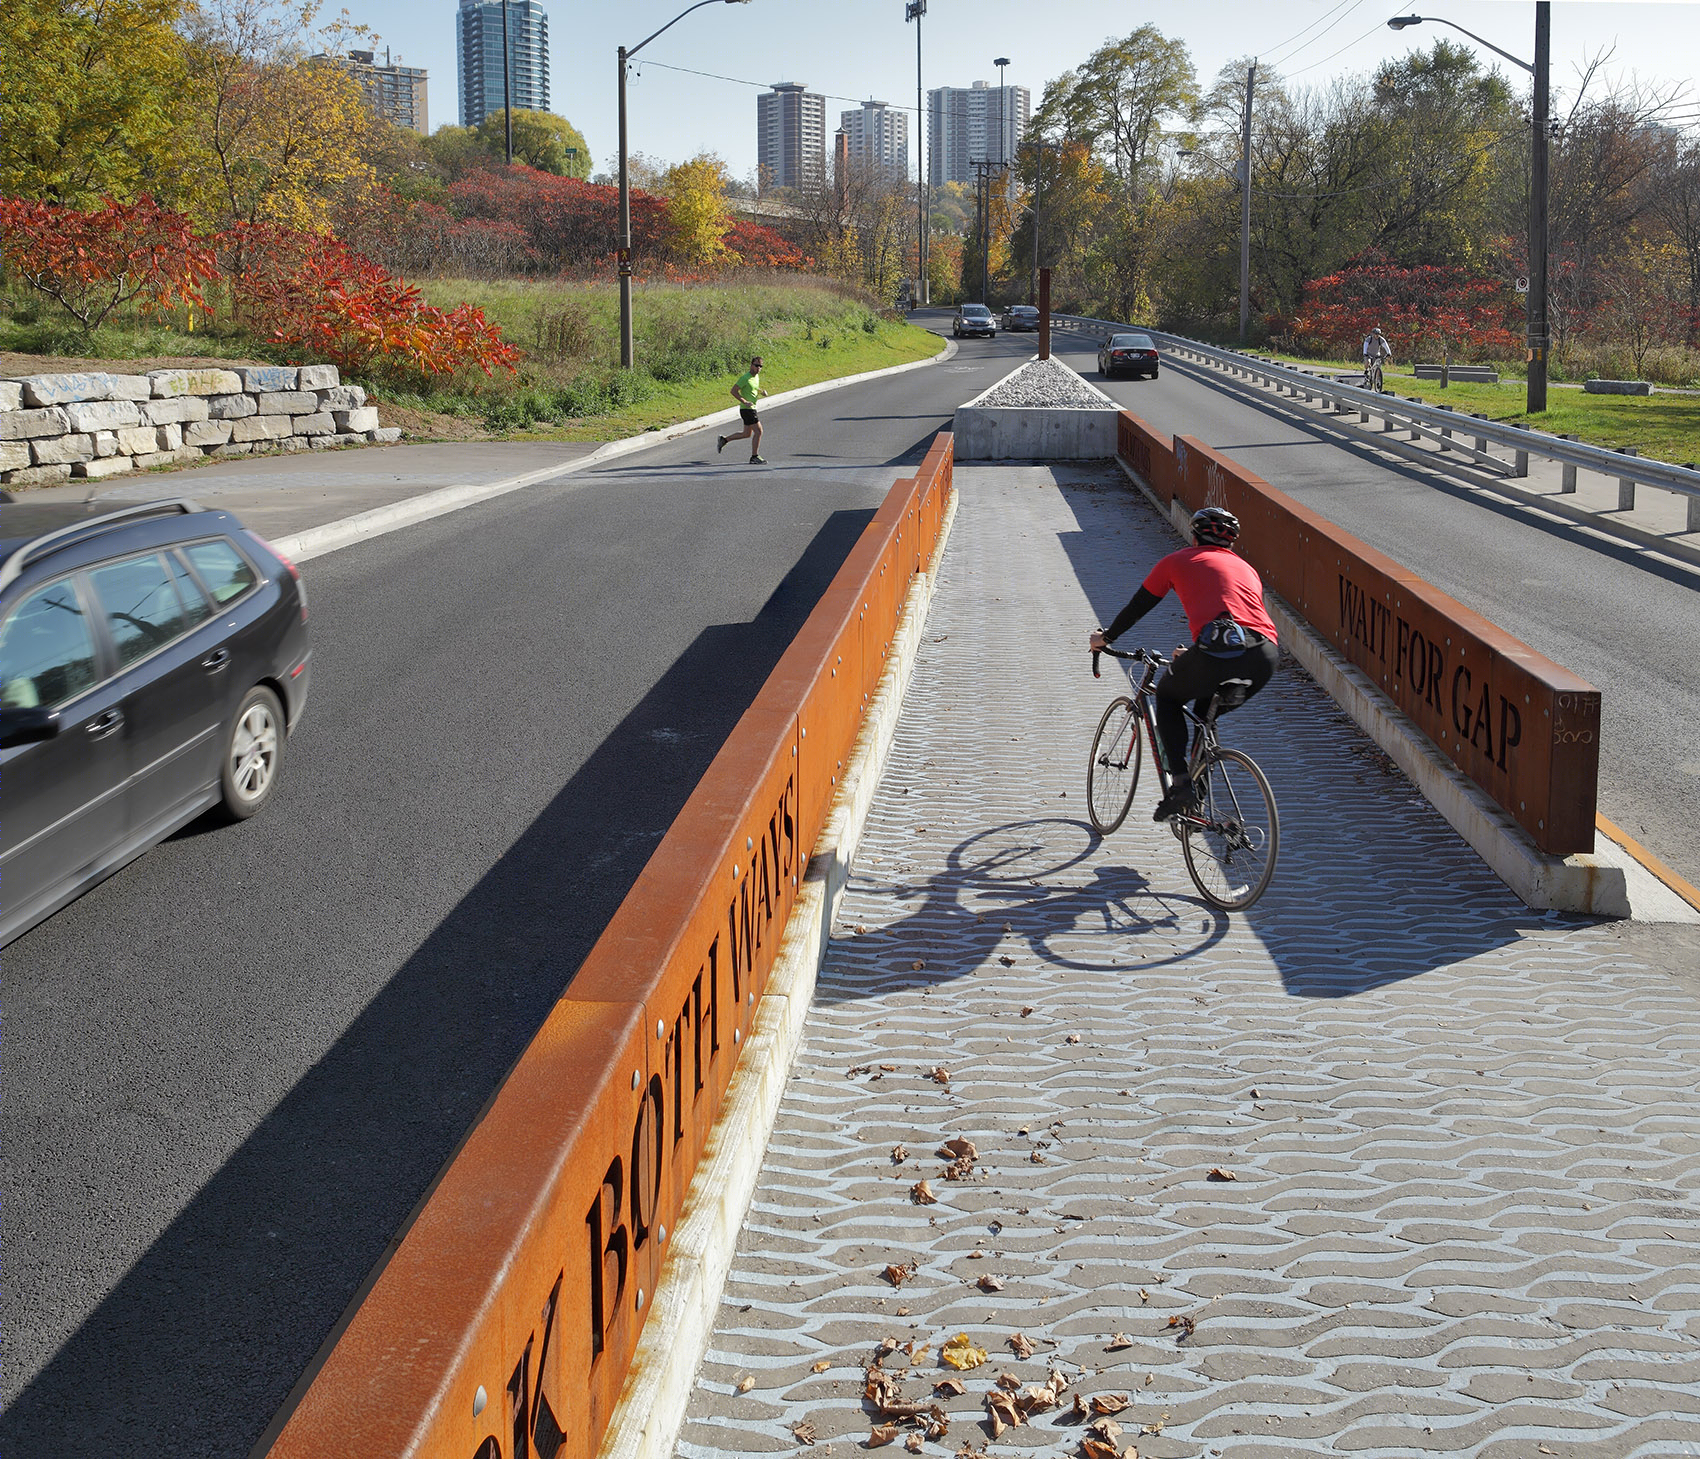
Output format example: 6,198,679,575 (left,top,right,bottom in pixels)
975,357,1115,409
